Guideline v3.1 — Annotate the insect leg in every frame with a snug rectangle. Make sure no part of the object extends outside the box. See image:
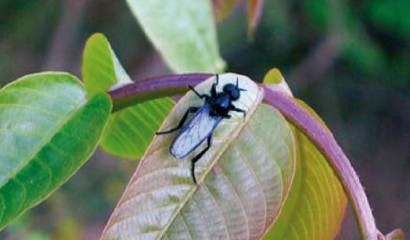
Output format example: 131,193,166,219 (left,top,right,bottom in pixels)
156,106,200,135
188,85,210,99
191,135,212,184
211,74,219,97
229,105,247,118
